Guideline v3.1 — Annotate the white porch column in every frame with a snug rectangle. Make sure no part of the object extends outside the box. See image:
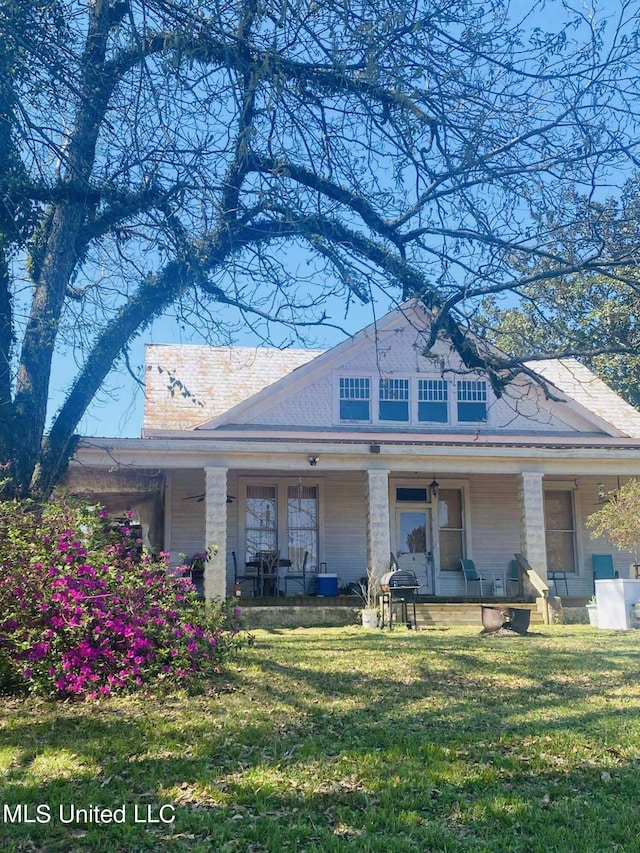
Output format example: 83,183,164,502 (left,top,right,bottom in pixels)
518,472,547,578
366,469,391,587
204,466,228,603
